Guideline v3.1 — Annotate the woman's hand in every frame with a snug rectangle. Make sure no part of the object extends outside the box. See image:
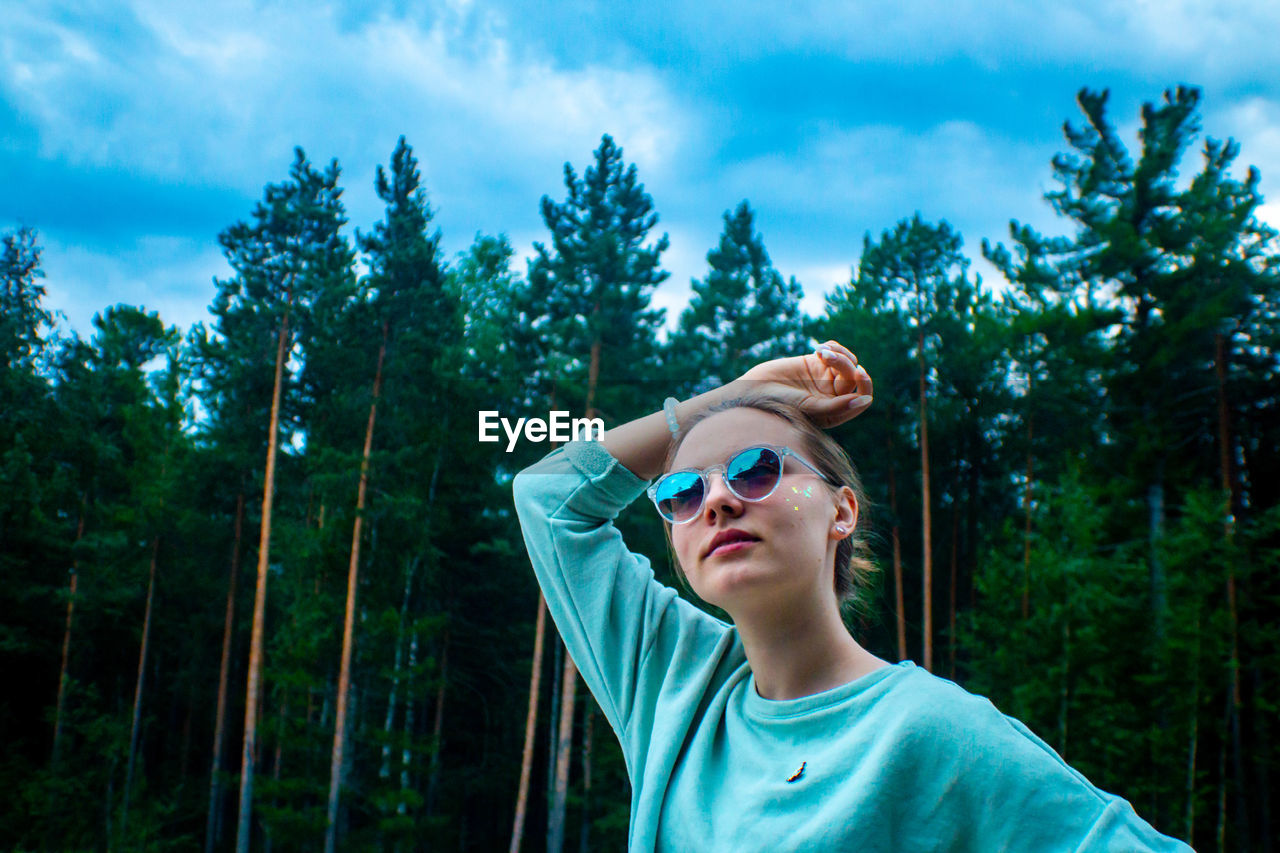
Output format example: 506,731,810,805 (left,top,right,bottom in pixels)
737,340,873,429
